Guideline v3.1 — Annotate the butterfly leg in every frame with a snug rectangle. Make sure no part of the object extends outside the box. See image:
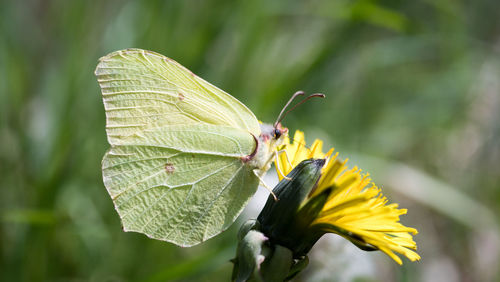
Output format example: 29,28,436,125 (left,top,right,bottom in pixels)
253,169,278,201
275,149,292,180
